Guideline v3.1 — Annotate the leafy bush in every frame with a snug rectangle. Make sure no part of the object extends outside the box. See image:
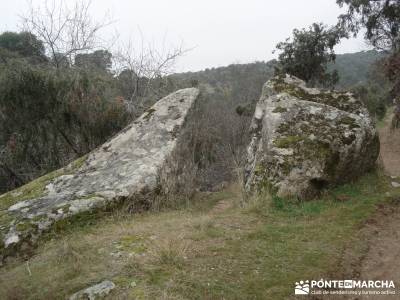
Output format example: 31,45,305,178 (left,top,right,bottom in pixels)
0,61,129,192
